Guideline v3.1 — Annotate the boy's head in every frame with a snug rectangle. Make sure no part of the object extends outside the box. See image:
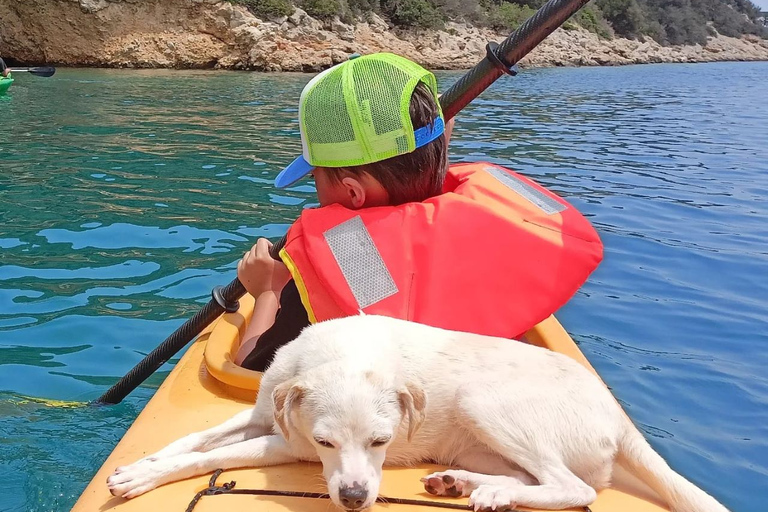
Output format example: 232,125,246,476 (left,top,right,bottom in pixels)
275,53,448,208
